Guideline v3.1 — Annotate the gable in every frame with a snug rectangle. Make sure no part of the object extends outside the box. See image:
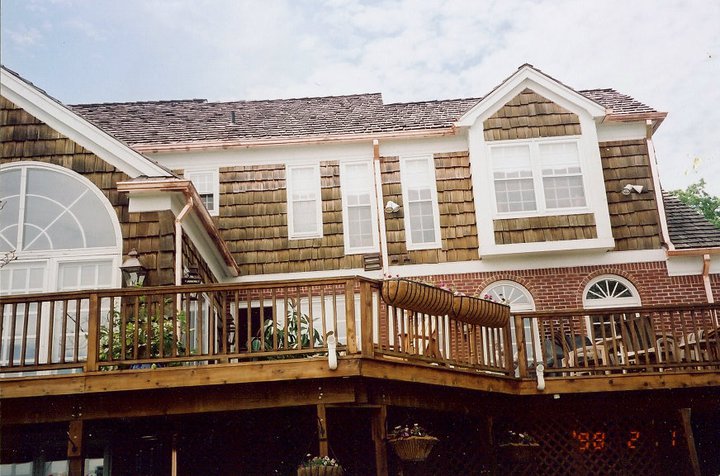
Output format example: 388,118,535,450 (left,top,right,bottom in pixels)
1,66,170,179
482,88,582,141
